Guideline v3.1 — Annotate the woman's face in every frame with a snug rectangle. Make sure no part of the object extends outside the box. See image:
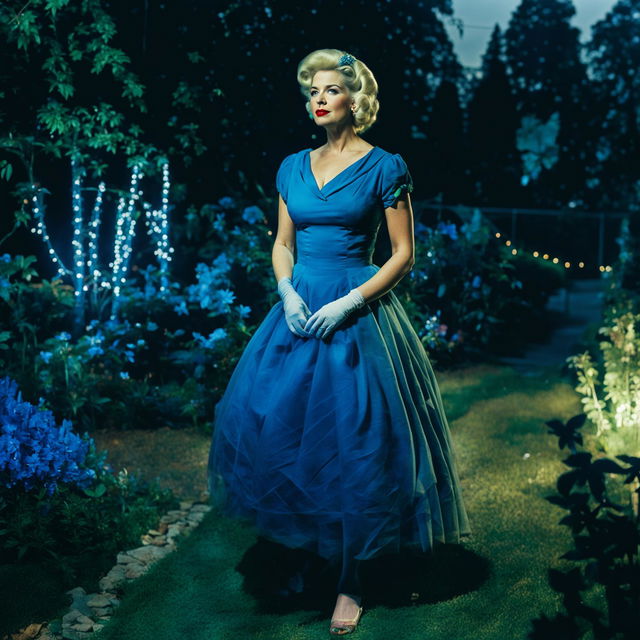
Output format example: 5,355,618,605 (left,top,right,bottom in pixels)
309,69,353,127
